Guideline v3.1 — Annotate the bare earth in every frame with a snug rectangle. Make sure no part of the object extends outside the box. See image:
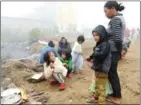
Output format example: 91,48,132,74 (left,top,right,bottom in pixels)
3,39,140,104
